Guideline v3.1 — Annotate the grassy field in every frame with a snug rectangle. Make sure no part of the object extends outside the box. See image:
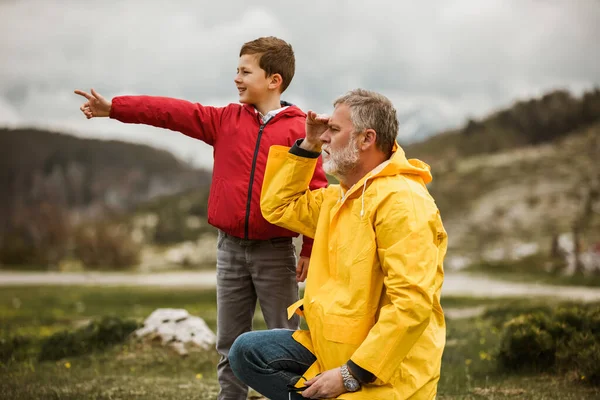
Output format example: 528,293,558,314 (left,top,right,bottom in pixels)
1,286,599,399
